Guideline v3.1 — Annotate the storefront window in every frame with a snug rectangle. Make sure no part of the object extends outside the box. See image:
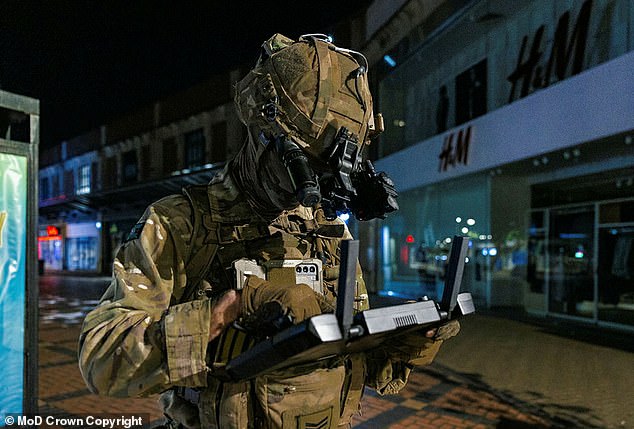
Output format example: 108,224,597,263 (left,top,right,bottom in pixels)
65,237,98,271
38,237,63,271
597,200,634,326
525,210,547,312
528,173,634,327
38,225,64,271
64,222,100,272
527,211,546,293
377,174,491,305
547,206,594,318
598,227,634,325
